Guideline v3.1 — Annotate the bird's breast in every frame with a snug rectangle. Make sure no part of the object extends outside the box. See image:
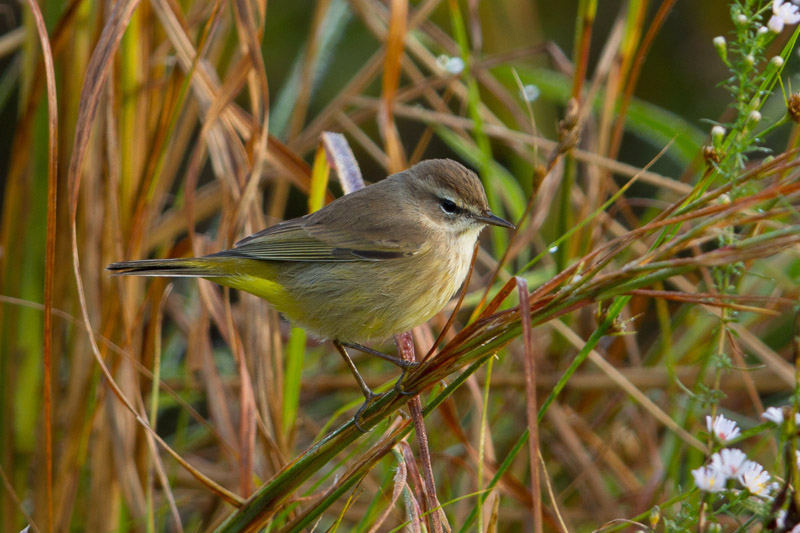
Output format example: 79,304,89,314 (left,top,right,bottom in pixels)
273,228,481,343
